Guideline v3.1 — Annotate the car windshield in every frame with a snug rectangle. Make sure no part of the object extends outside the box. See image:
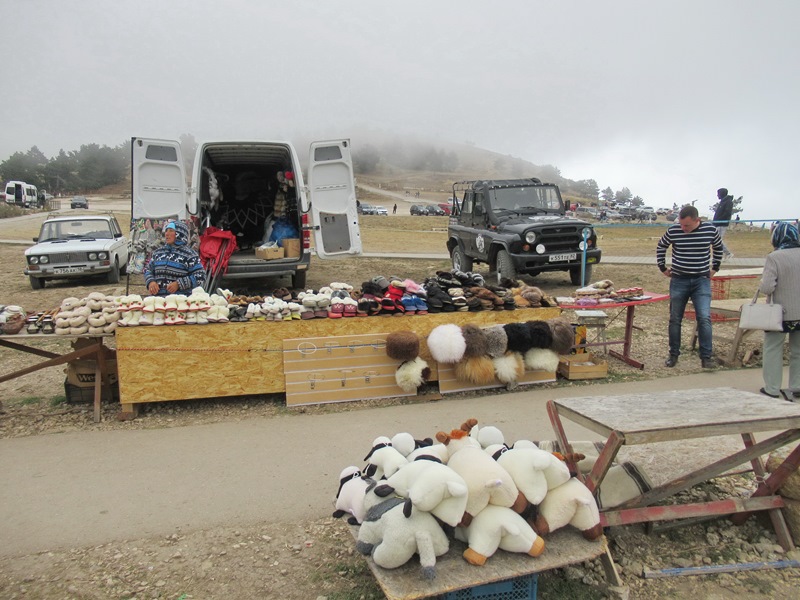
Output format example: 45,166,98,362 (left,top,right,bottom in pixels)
38,220,113,242
489,186,563,214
